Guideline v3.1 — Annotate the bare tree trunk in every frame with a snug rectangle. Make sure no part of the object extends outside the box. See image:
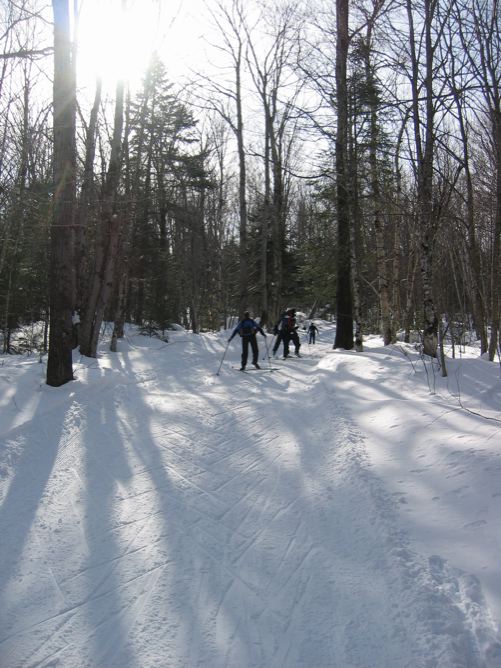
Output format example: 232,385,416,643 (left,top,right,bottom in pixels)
47,0,76,386
444,13,489,353
333,0,353,350
79,76,125,357
351,184,363,352
366,59,392,344
111,82,155,344
242,2,300,324
392,111,411,336
456,92,488,353
455,0,501,360
489,116,501,359
406,0,438,358
1,68,30,352
438,319,447,377
75,76,102,314
260,119,271,324
235,52,248,317
271,124,284,321
403,252,419,343
110,89,133,351
348,98,363,352
355,0,393,345
110,270,127,352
